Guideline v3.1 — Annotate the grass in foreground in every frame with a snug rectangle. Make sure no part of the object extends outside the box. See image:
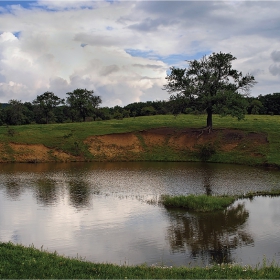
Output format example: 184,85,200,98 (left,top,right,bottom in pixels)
0,242,280,279
161,190,280,212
